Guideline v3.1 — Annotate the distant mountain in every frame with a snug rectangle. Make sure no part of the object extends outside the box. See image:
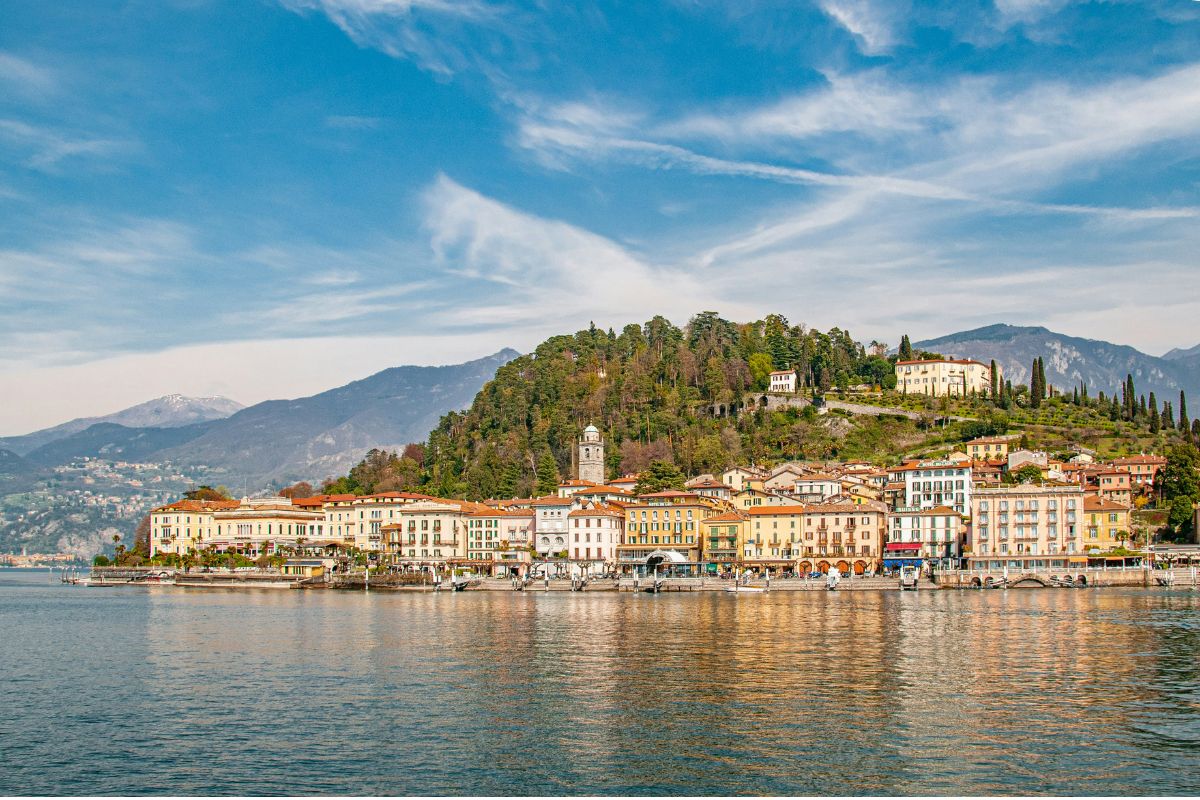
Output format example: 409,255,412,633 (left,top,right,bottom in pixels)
0,395,243,456
12,349,520,485
1162,343,1200,361
914,324,1200,401
22,422,218,468
154,348,520,483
